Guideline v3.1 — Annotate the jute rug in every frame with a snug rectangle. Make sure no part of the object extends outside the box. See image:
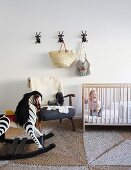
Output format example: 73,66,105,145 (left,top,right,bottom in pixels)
84,126,131,168
4,120,87,166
